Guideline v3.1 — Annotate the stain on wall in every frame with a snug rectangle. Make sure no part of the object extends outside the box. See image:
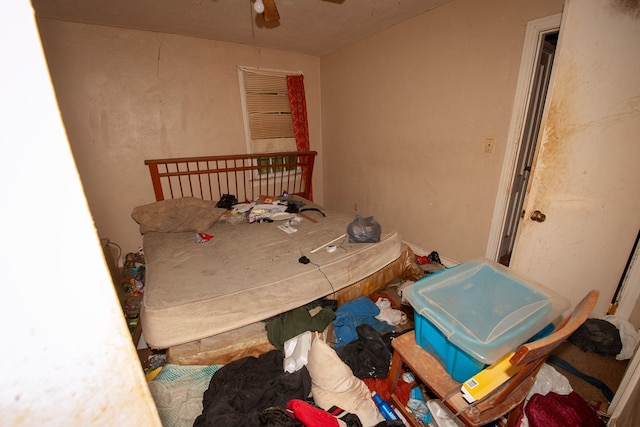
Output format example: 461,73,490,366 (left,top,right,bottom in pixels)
611,0,640,18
